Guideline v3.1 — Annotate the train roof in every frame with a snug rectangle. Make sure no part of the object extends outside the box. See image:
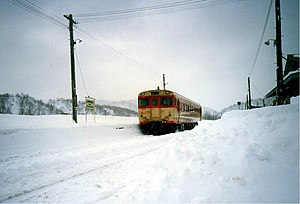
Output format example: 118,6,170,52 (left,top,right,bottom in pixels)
138,89,201,108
